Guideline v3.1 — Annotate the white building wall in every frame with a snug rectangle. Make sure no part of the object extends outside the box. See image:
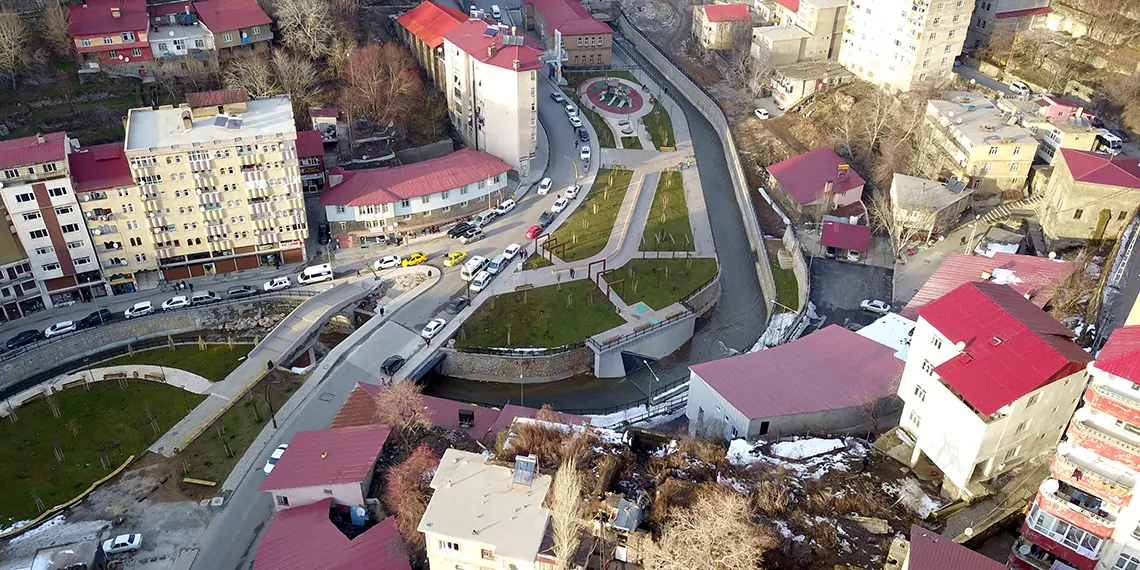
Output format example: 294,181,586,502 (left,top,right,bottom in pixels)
323,173,509,223
685,371,752,439
271,481,365,512
423,530,538,570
